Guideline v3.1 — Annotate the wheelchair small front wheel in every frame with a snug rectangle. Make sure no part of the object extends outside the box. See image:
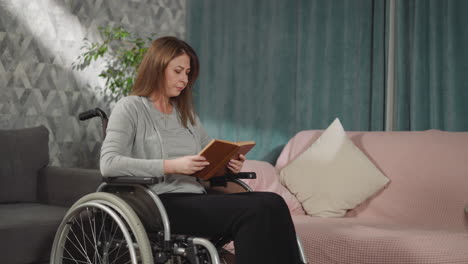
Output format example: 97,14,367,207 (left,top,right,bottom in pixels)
50,192,154,264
